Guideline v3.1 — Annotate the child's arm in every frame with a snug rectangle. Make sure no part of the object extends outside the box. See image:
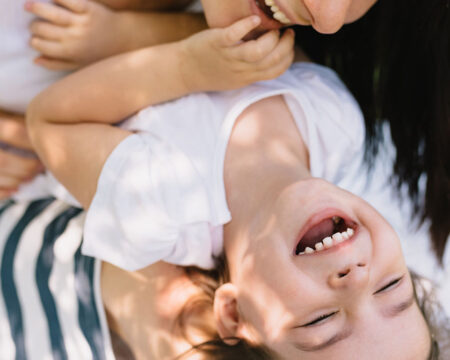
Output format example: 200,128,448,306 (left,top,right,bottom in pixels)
0,110,43,199
26,0,207,71
27,16,295,208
